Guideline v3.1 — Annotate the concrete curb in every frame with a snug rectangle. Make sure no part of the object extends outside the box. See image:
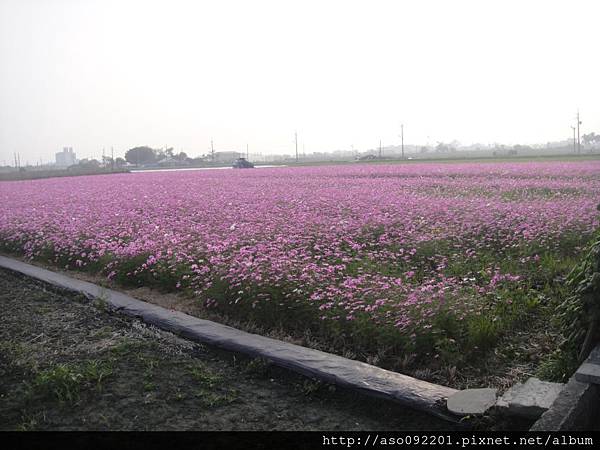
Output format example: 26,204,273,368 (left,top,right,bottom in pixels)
530,345,600,431
0,255,459,422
